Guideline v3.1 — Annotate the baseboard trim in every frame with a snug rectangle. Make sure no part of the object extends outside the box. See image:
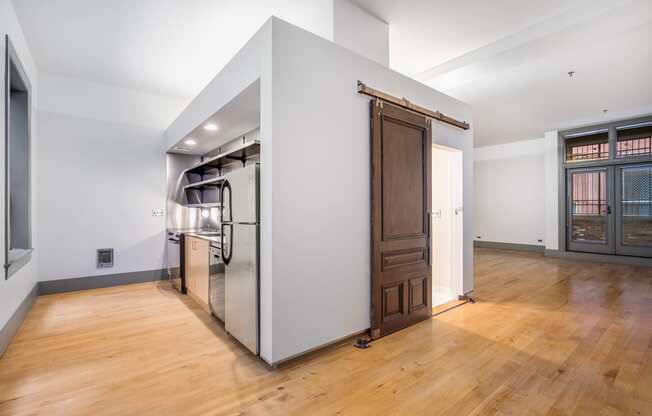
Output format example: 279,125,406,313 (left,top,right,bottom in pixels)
39,269,168,295
474,240,544,252
0,283,38,358
544,250,652,267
